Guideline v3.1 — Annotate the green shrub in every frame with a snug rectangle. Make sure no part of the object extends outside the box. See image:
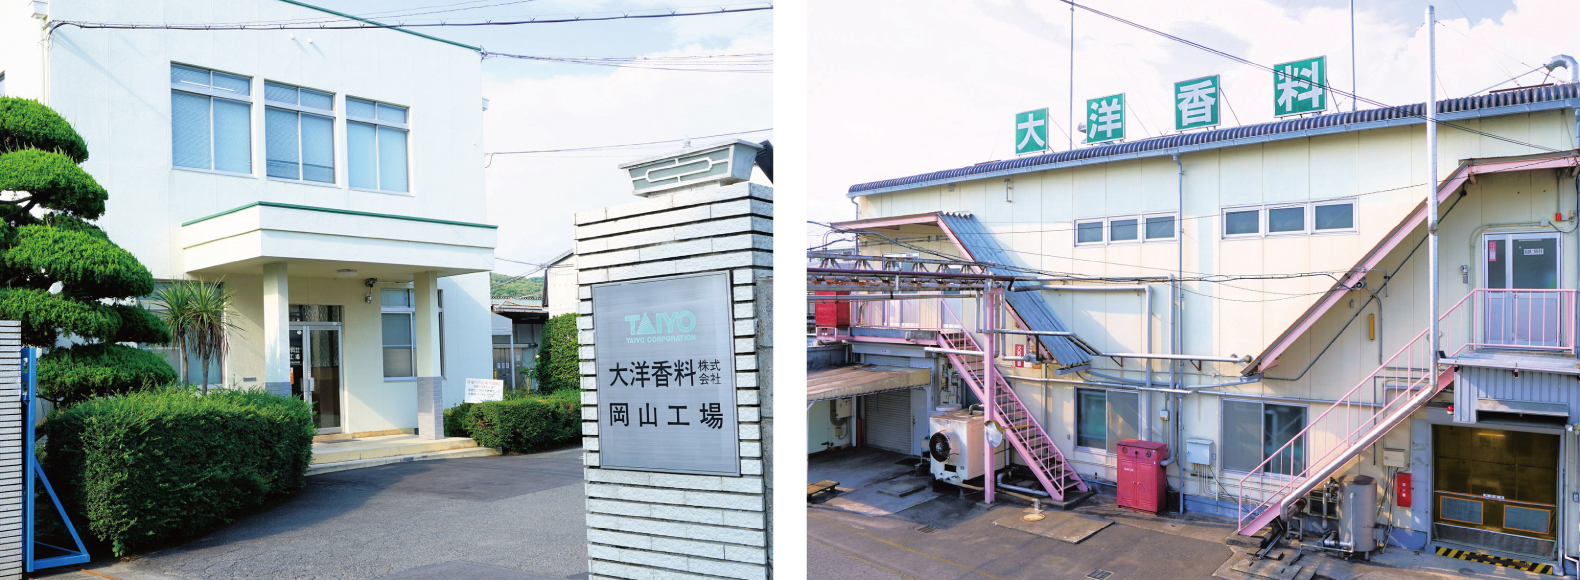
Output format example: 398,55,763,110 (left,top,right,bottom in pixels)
40,386,314,556
443,401,476,438
465,390,578,453
533,313,579,393
39,343,178,404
